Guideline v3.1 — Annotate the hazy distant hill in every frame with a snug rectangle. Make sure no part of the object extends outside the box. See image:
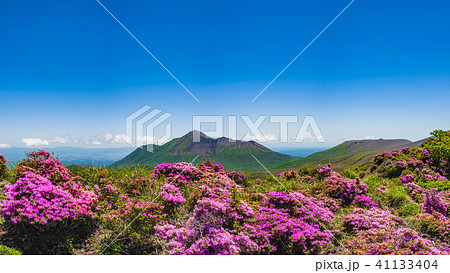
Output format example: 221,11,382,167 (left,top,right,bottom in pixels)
0,147,135,166
276,138,427,170
273,148,325,158
112,131,297,171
